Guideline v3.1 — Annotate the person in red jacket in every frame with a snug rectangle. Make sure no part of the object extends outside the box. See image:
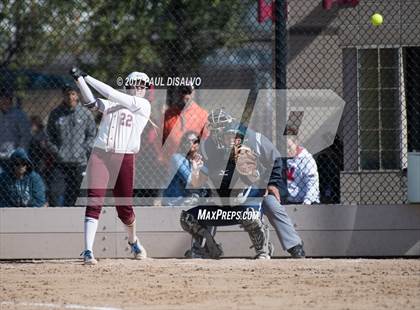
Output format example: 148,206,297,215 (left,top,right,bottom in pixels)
160,85,209,167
